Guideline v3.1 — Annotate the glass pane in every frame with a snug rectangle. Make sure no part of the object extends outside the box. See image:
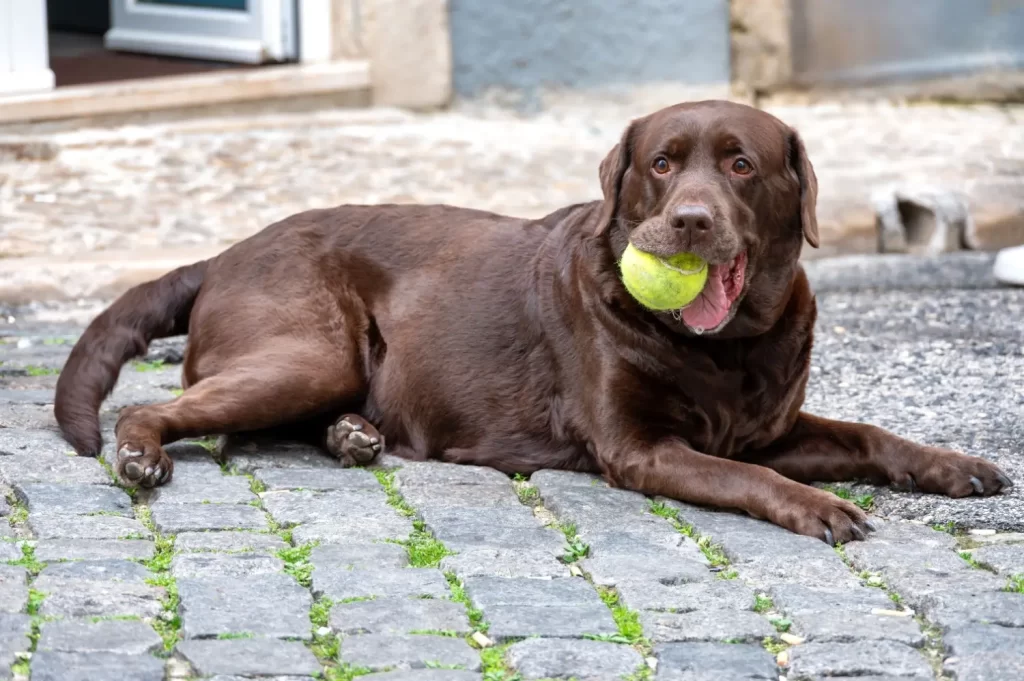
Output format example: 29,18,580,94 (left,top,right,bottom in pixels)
140,0,248,10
